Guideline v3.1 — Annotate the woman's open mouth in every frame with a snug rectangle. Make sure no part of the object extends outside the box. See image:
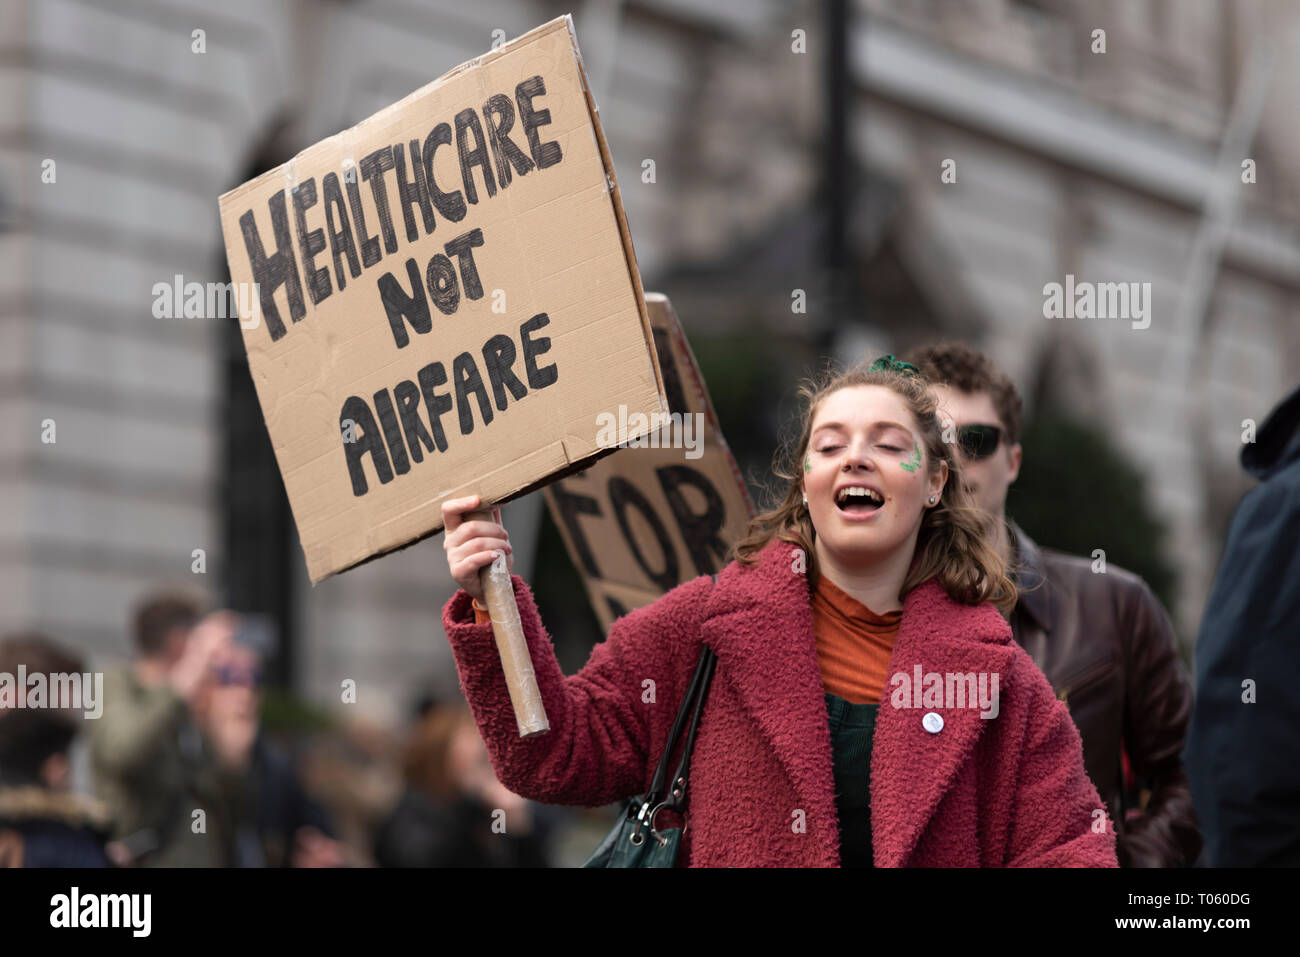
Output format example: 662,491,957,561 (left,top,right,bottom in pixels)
834,485,884,517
